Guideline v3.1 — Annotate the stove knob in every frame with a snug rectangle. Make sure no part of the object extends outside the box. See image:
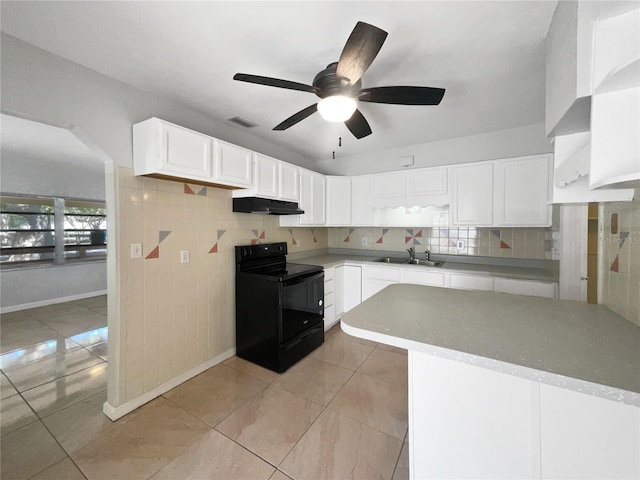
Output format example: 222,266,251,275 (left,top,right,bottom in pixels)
318,300,323,306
